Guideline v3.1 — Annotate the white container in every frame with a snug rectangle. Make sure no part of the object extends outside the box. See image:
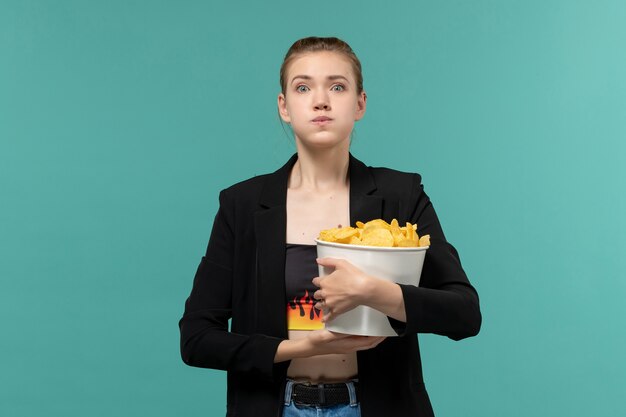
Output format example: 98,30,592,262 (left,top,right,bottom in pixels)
315,240,428,336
